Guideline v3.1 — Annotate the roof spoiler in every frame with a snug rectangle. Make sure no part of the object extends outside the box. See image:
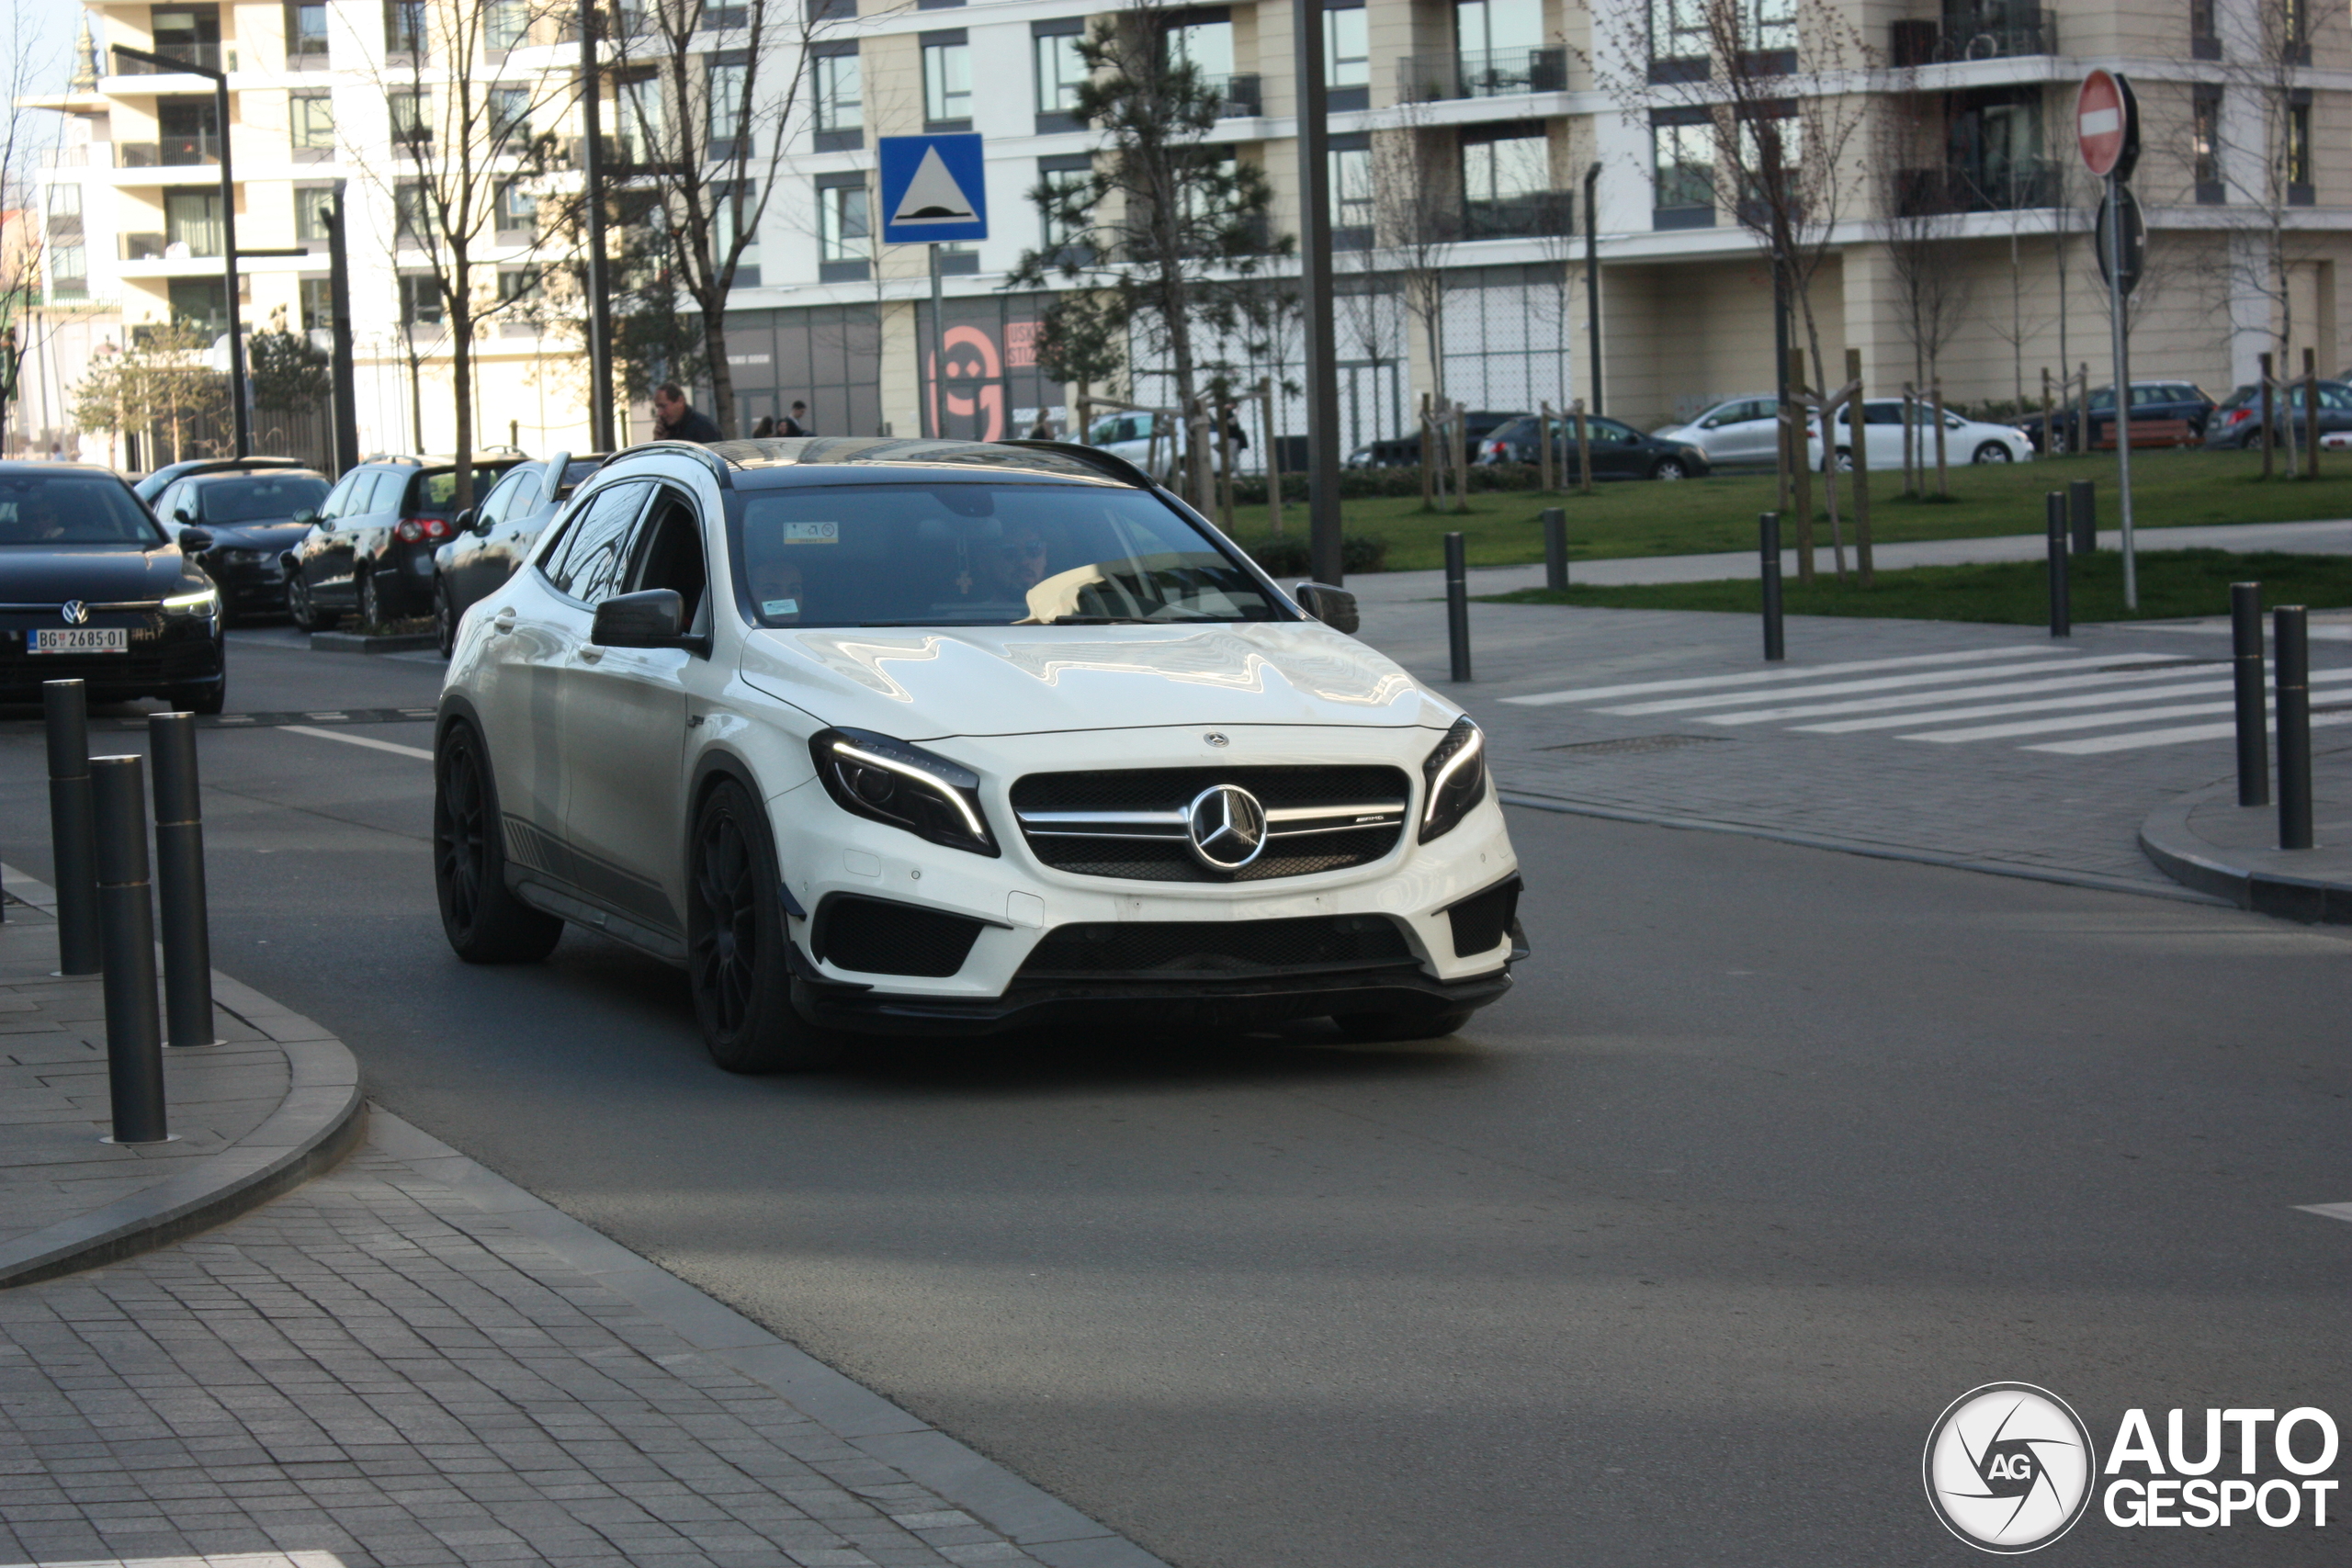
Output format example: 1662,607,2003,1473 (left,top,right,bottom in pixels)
998,438,1158,488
